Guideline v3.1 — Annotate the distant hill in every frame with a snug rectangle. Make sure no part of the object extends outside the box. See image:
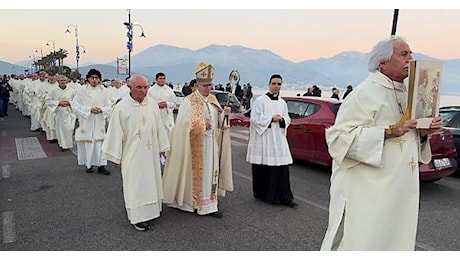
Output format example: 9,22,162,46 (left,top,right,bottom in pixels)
2,44,459,95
